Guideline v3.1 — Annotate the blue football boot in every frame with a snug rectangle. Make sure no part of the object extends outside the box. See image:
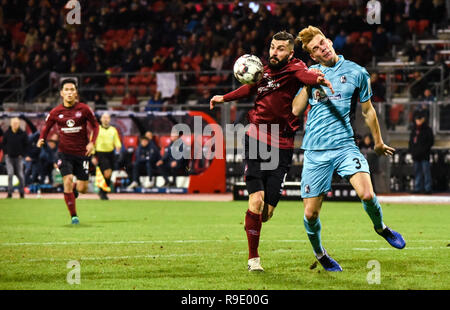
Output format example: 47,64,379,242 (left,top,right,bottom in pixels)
376,226,406,249
316,250,343,272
